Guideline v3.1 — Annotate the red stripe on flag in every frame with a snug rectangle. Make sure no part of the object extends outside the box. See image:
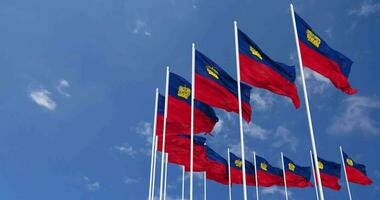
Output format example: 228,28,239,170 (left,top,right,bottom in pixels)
346,166,373,185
